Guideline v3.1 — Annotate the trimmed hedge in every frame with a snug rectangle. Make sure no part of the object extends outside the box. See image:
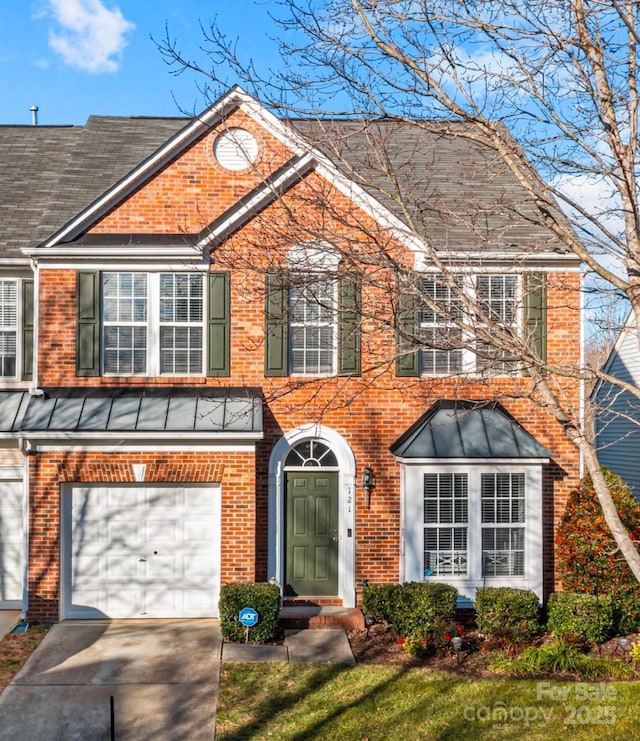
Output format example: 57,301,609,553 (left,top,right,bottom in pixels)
219,582,280,643
362,581,458,644
547,592,615,645
475,587,540,642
